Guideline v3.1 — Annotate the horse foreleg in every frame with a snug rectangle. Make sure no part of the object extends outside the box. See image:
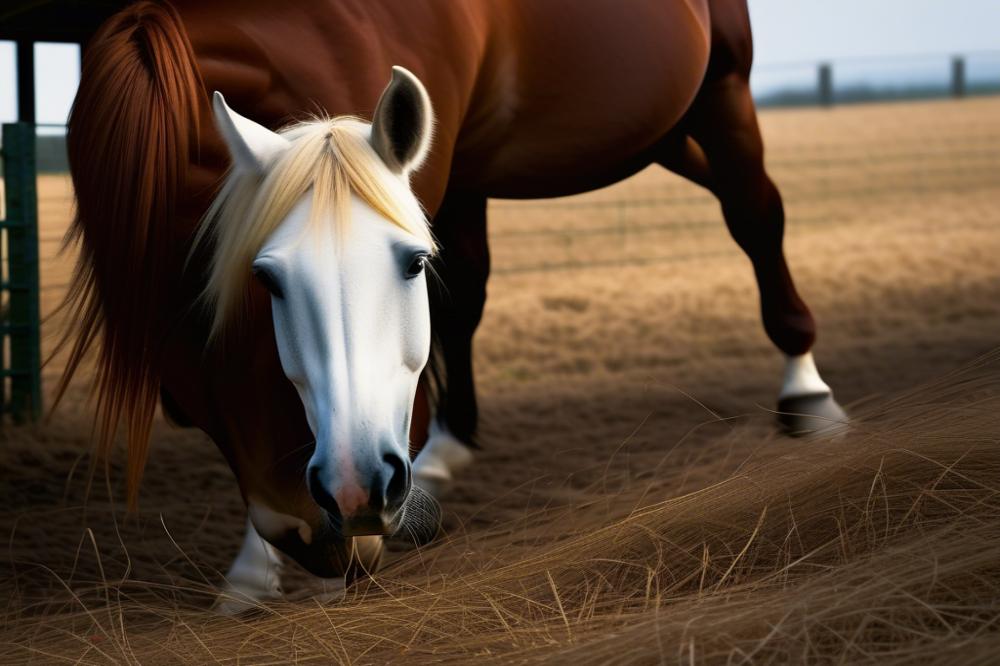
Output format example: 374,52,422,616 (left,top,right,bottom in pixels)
214,516,284,615
414,191,487,495
665,73,847,434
